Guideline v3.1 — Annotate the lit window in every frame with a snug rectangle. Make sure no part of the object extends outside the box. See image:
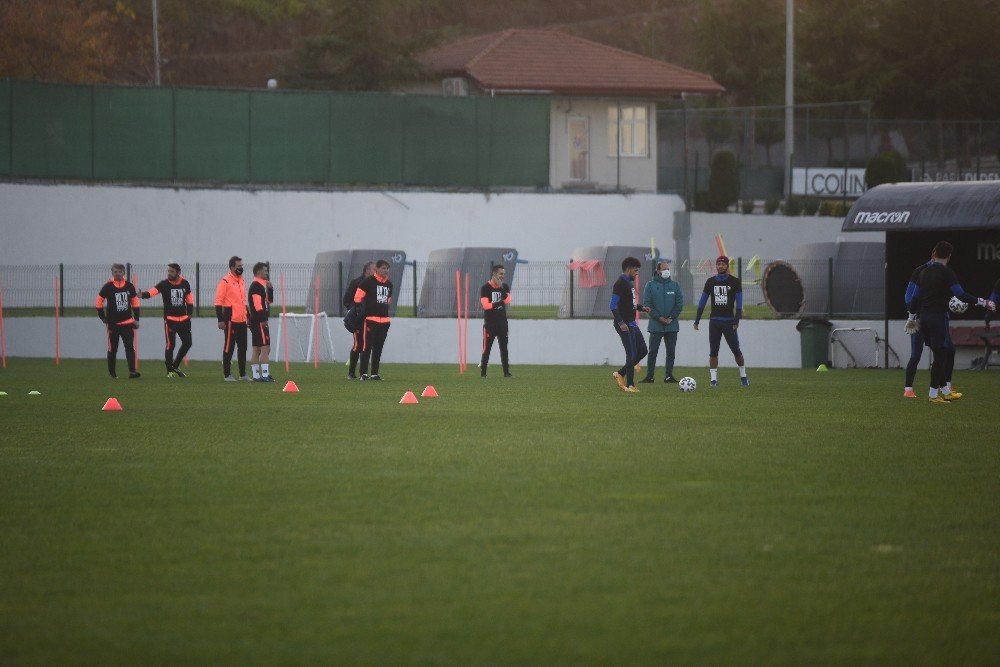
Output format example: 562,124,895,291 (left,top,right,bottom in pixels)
608,105,648,157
